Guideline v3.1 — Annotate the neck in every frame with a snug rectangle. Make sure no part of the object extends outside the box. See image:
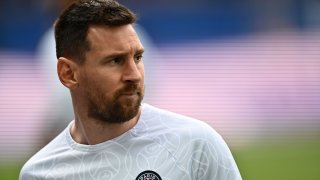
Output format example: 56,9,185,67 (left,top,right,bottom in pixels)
70,108,141,145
